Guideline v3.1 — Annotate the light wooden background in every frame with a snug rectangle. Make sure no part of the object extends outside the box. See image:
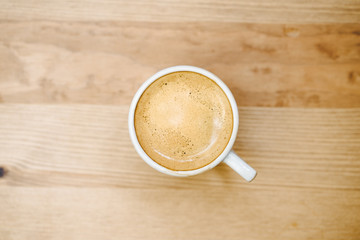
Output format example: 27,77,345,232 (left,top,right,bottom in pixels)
1,1,360,239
